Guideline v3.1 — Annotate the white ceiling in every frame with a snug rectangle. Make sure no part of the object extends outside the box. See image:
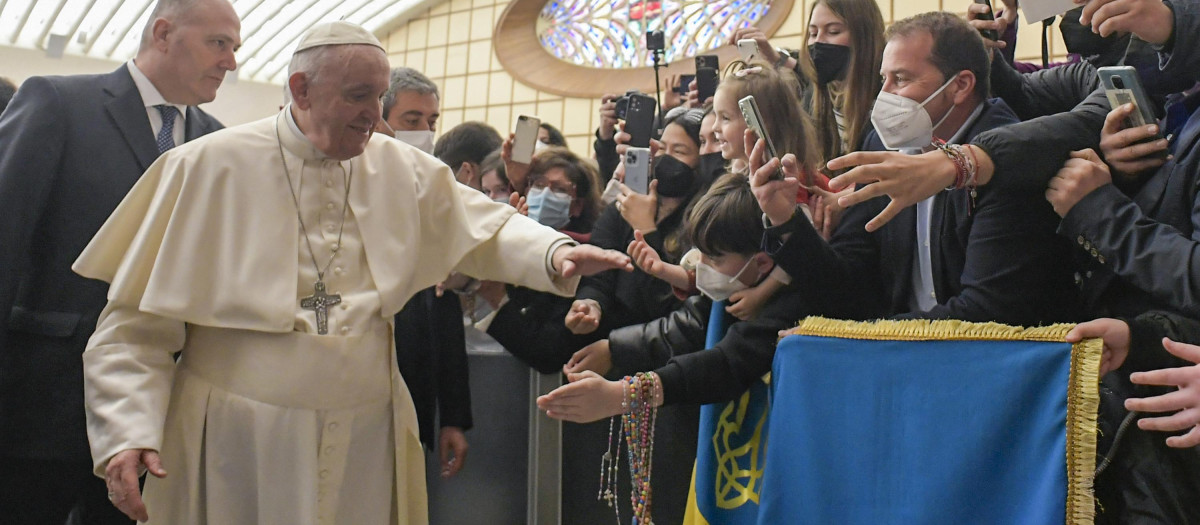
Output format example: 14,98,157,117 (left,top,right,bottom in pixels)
0,0,439,84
